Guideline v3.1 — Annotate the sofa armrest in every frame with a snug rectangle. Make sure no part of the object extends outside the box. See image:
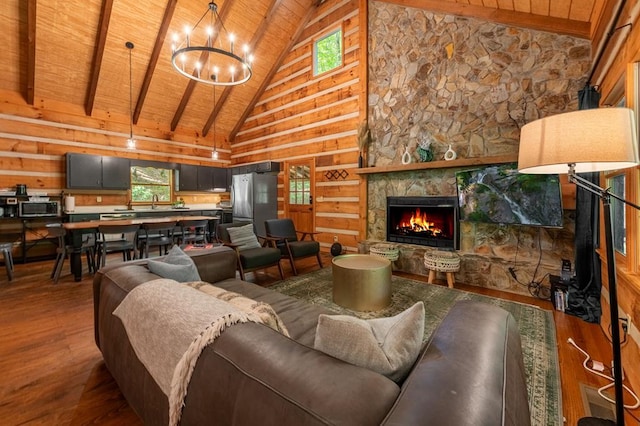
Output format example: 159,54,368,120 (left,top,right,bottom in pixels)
382,300,531,426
